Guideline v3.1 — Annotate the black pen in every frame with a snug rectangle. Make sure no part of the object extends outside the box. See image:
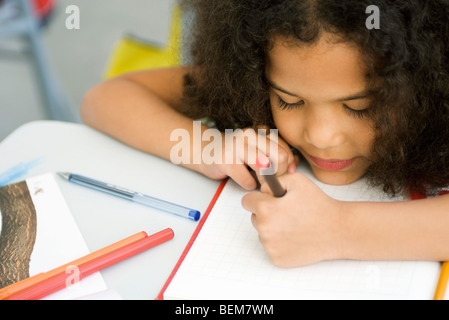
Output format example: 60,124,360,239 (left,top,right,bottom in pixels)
256,155,287,197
